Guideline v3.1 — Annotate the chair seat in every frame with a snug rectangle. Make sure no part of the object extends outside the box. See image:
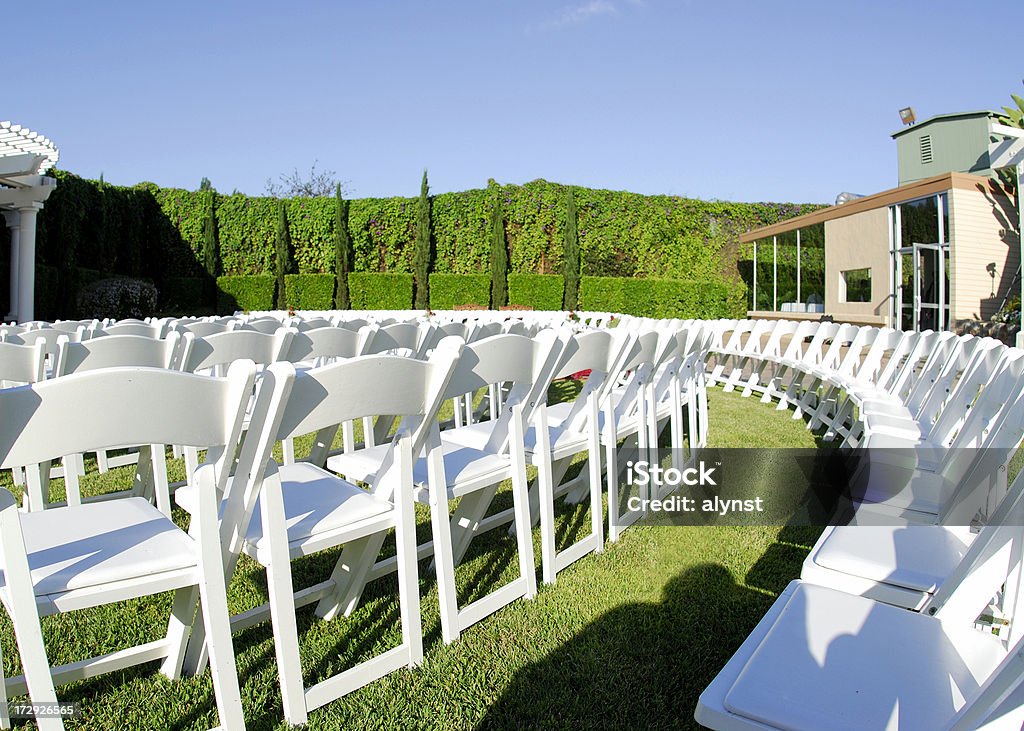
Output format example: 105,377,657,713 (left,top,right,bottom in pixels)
413,440,512,497
437,419,498,451
244,462,393,557
0,498,196,601
524,423,590,463
807,524,974,594
699,581,1008,731
327,443,391,484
